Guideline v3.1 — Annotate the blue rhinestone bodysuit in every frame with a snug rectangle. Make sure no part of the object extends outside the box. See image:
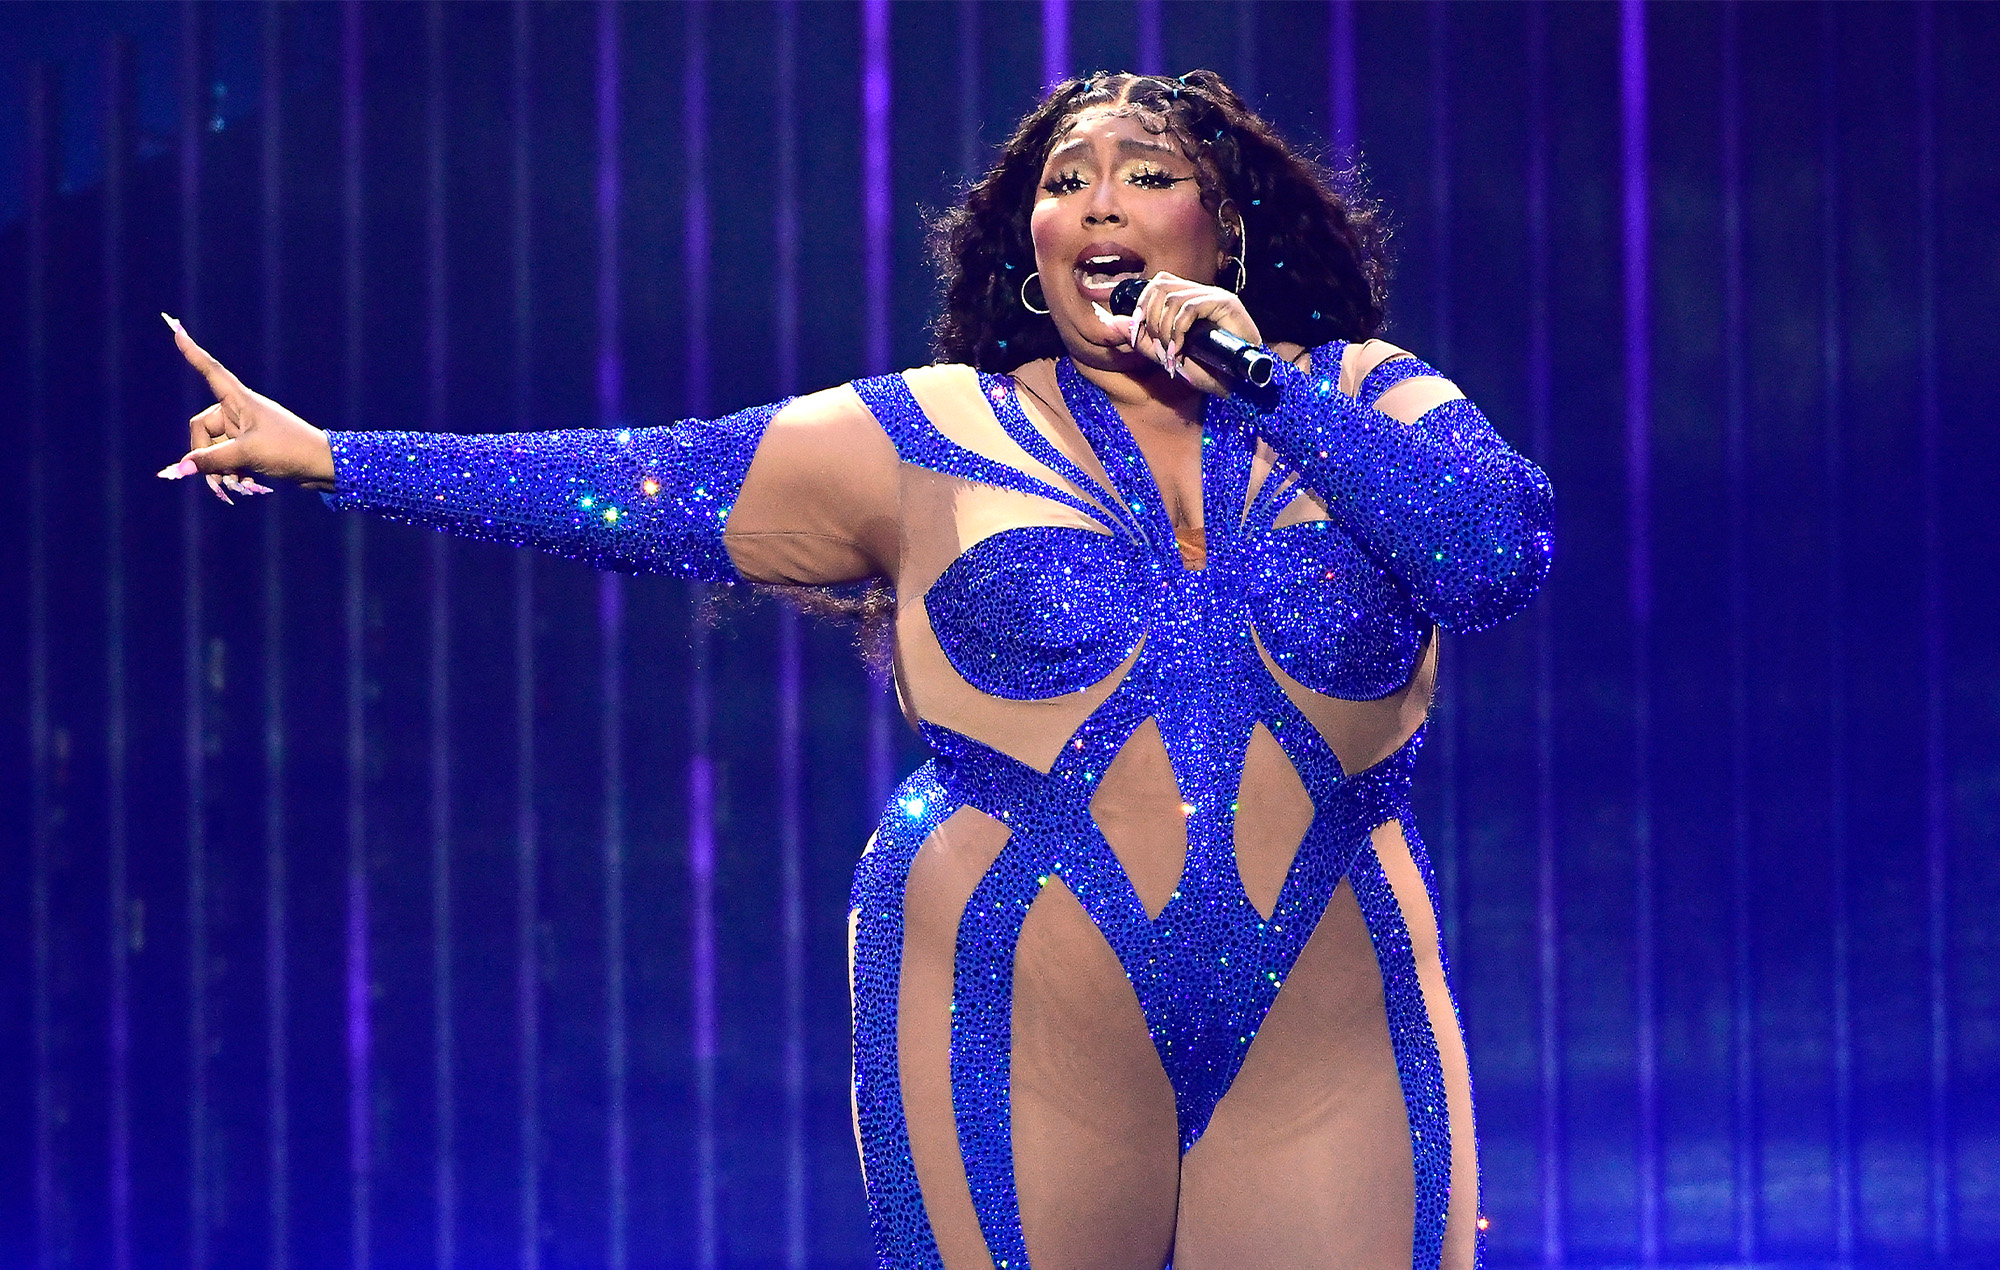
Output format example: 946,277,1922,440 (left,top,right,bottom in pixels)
325,342,1554,1270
